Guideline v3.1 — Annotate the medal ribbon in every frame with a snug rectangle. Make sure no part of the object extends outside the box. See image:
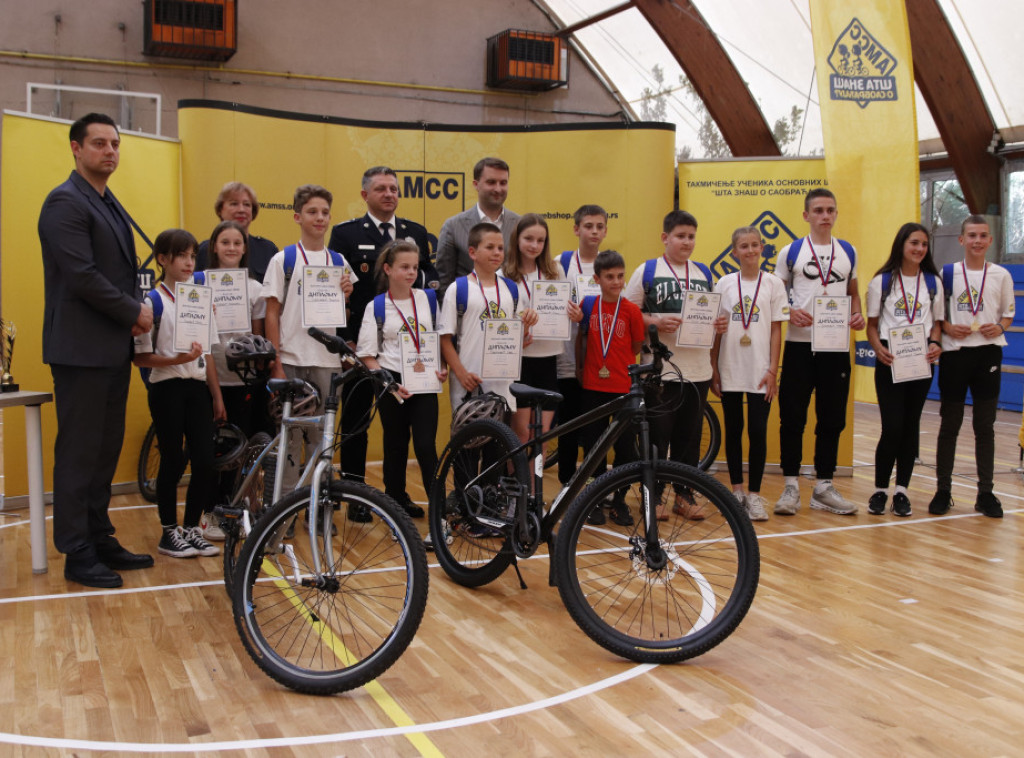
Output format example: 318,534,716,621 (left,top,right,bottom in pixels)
962,260,987,318
573,249,583,274
808,237,836,289
520,268,536,304
389,290,421,354
472,271,500,317
738,272,763,331
897,272,921,325
296,241,311,265
662,254,690,294
159,282,175,303
597,296,622,368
